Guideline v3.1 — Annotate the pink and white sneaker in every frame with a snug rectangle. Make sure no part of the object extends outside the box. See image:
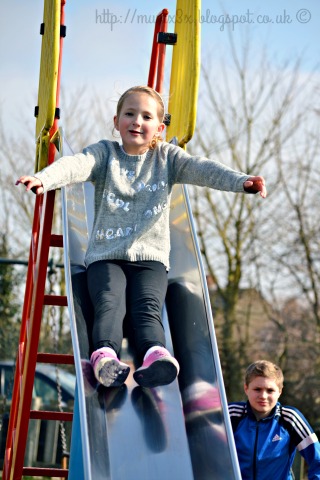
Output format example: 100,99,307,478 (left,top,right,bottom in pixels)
133,347,180,388
90,348,130,388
